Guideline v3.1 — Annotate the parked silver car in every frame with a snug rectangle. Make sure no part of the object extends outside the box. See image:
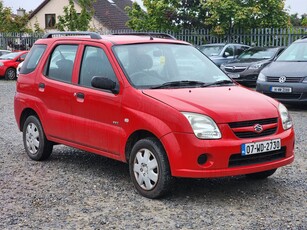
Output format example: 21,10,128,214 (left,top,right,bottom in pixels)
221,47,285,86
198,43,250,67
